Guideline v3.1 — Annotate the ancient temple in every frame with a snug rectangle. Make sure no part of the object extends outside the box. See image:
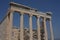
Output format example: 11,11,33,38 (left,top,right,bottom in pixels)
0,2,54,40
